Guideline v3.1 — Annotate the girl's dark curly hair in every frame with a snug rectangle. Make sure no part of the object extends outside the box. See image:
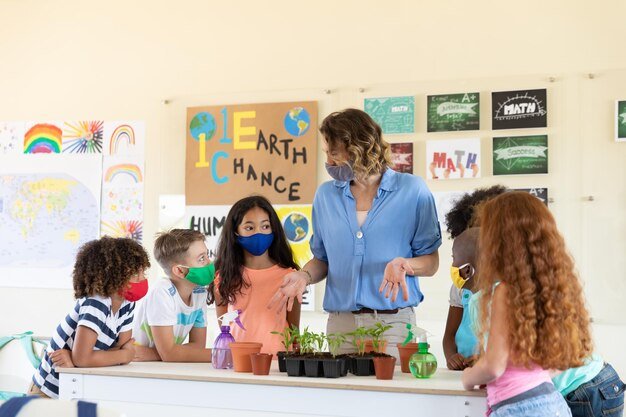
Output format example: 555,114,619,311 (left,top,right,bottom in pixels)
208,195,299,306
445,185,508,238
73,236,150,298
